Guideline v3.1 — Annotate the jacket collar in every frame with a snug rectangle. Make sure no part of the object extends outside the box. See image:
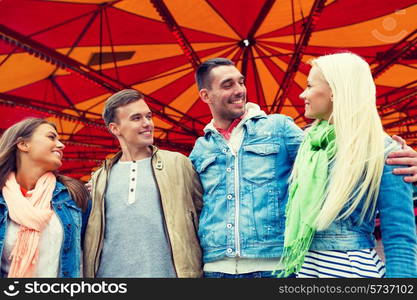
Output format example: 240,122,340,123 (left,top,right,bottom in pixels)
52,181,67,197
203,102,267,137
103,145,159,170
